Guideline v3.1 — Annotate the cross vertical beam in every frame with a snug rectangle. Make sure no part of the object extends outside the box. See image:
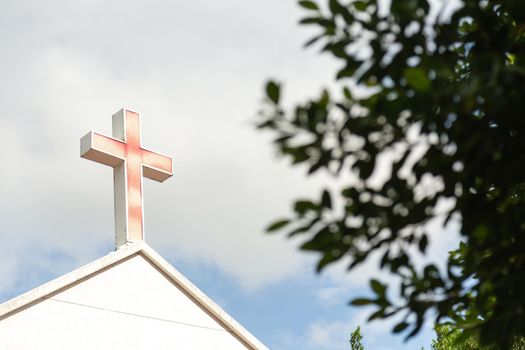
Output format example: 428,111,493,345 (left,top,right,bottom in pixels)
80,108,173,249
